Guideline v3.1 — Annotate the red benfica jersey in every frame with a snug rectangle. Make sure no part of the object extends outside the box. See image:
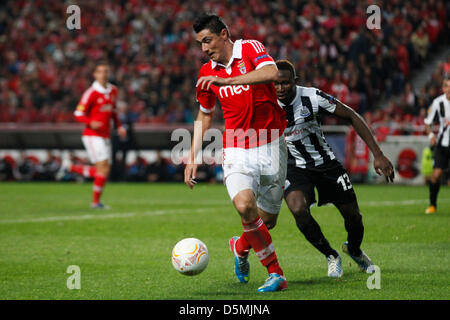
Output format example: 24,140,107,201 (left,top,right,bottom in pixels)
74,81,120,138
196,39,287,148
